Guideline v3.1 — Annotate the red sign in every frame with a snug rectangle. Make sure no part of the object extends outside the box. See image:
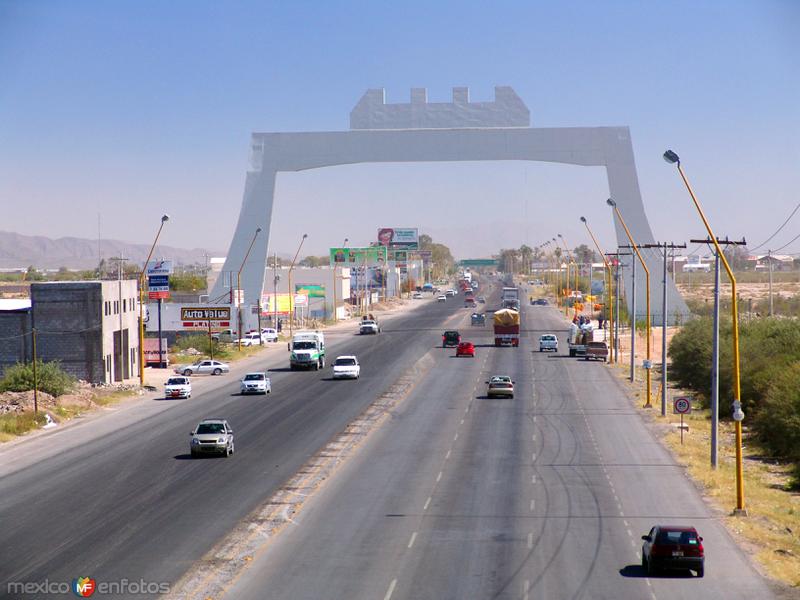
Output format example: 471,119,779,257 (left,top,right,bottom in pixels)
182,321,230,328
148,290,170,300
